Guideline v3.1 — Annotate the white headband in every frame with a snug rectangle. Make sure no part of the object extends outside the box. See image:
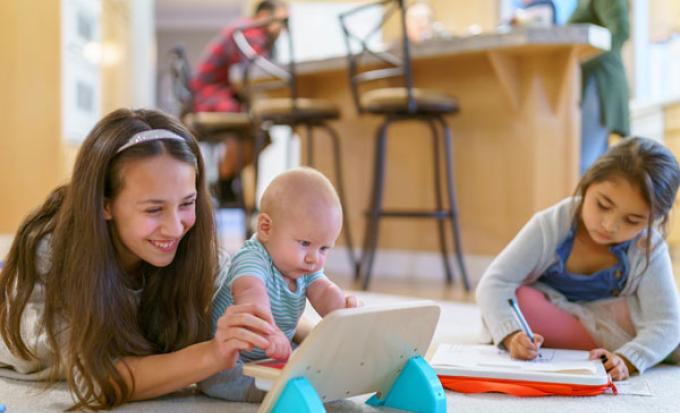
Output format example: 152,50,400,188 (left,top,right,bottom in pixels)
116,129,186,154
